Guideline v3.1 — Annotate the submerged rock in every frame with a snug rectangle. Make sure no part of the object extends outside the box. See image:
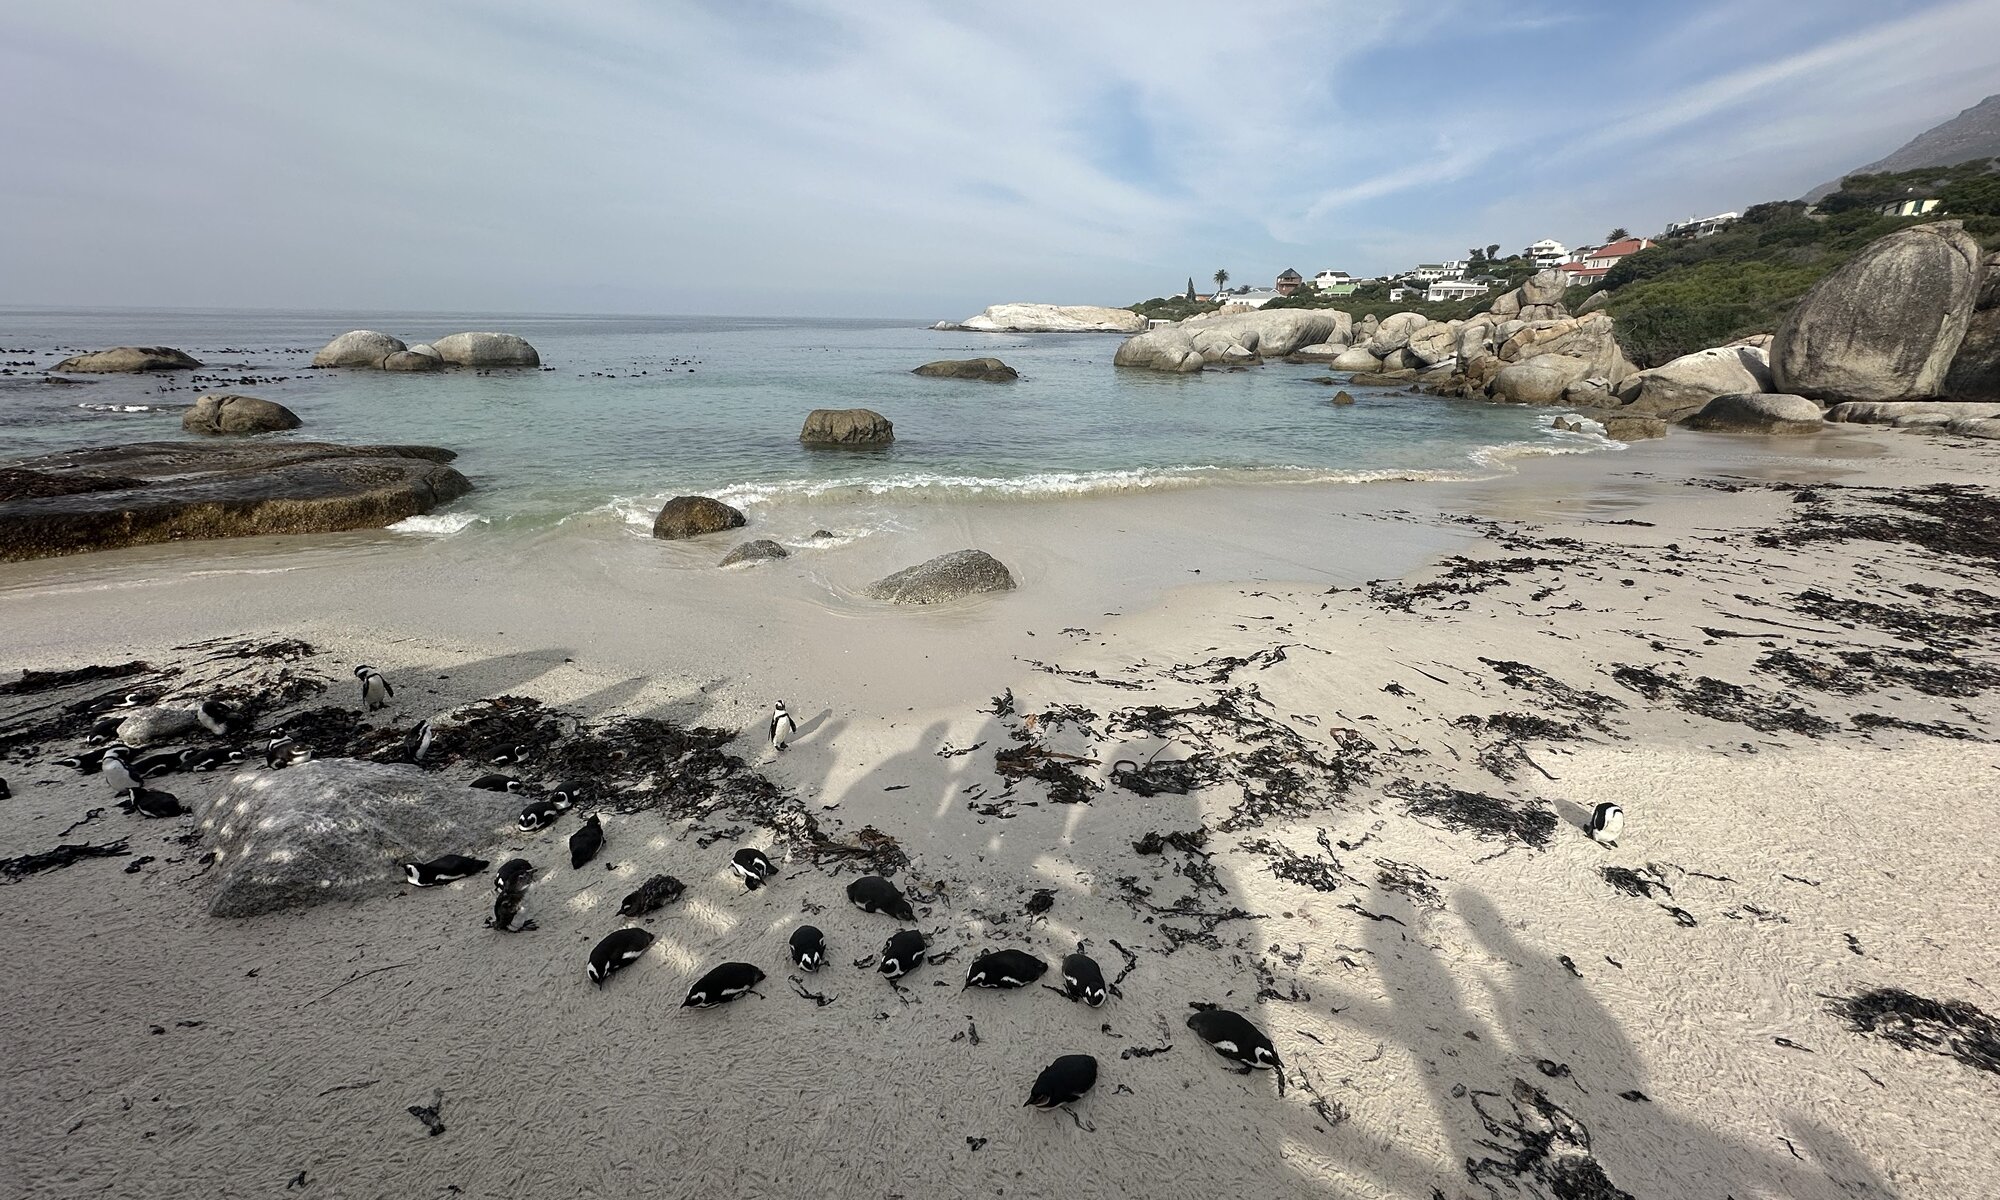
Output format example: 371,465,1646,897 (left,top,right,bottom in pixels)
380,349,444,372
800,408,895,446
181,393,302,435
865,549,1016,604
651,495,745,540
198,760,513,917
1602,414,1668,441
431,331,541,367
953,304,1147,334
0,441,471,562
52,346,202,373
1329,345,1385,372
720,539,789,567
912,357,1018,381
311,330,406,368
